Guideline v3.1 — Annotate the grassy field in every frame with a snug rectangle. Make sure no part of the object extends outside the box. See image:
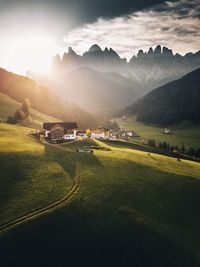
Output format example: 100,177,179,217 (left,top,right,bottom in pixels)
0,92,58,128
116,117,200,149
1,133,200,266
0,123,75,224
